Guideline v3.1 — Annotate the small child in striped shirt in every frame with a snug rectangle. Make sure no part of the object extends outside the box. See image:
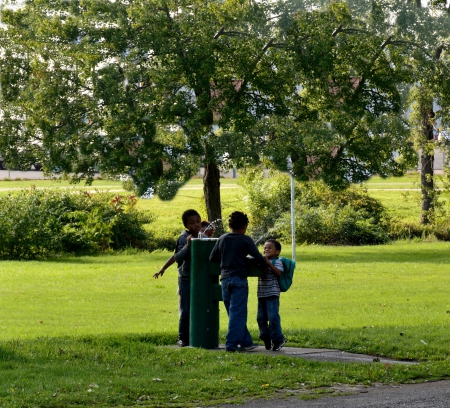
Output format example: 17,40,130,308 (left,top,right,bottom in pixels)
257,239,286,351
